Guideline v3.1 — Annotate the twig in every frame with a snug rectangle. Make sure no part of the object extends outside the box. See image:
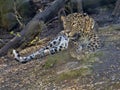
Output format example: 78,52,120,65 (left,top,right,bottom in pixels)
13,0,25,28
